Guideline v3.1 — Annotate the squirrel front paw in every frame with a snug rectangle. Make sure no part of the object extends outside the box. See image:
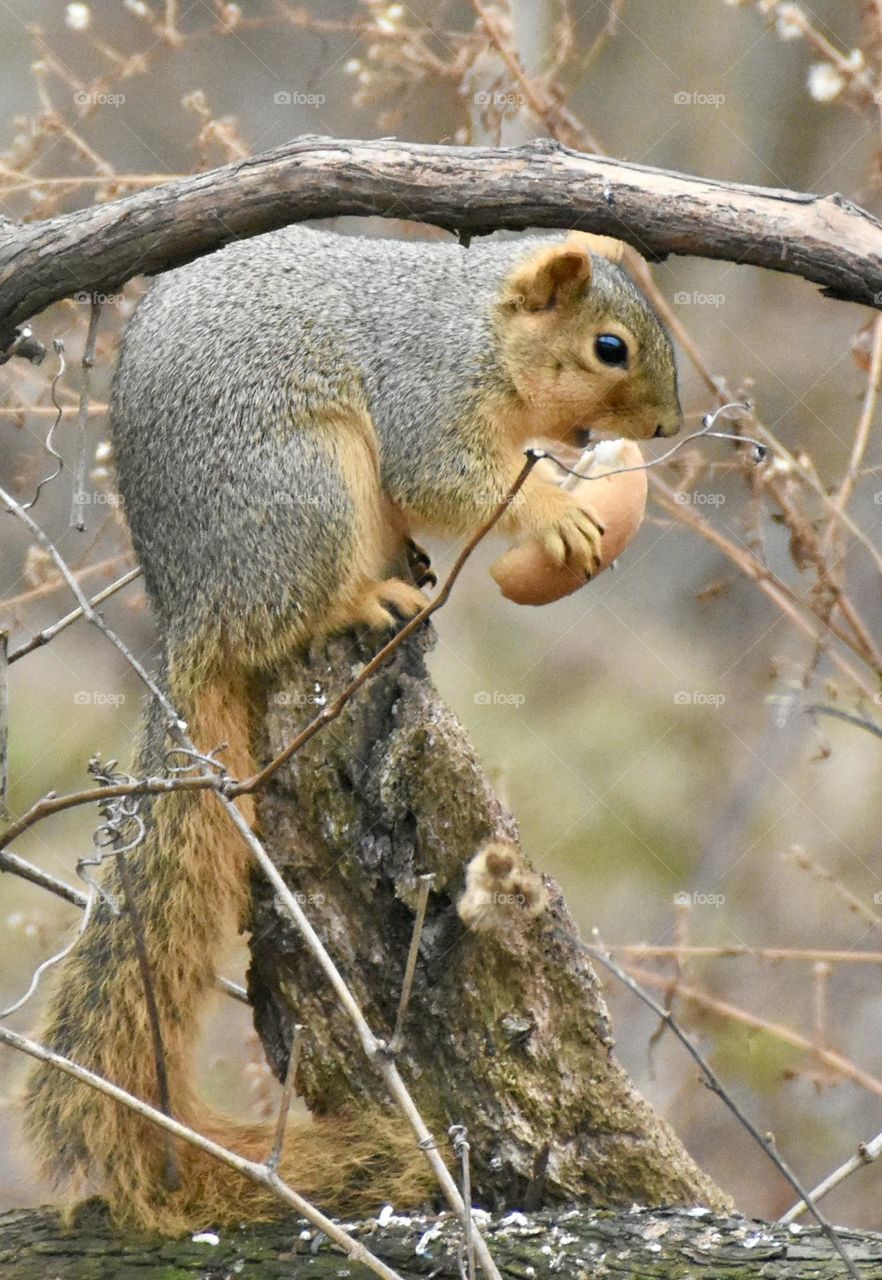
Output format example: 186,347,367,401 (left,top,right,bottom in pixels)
537,502,605,578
